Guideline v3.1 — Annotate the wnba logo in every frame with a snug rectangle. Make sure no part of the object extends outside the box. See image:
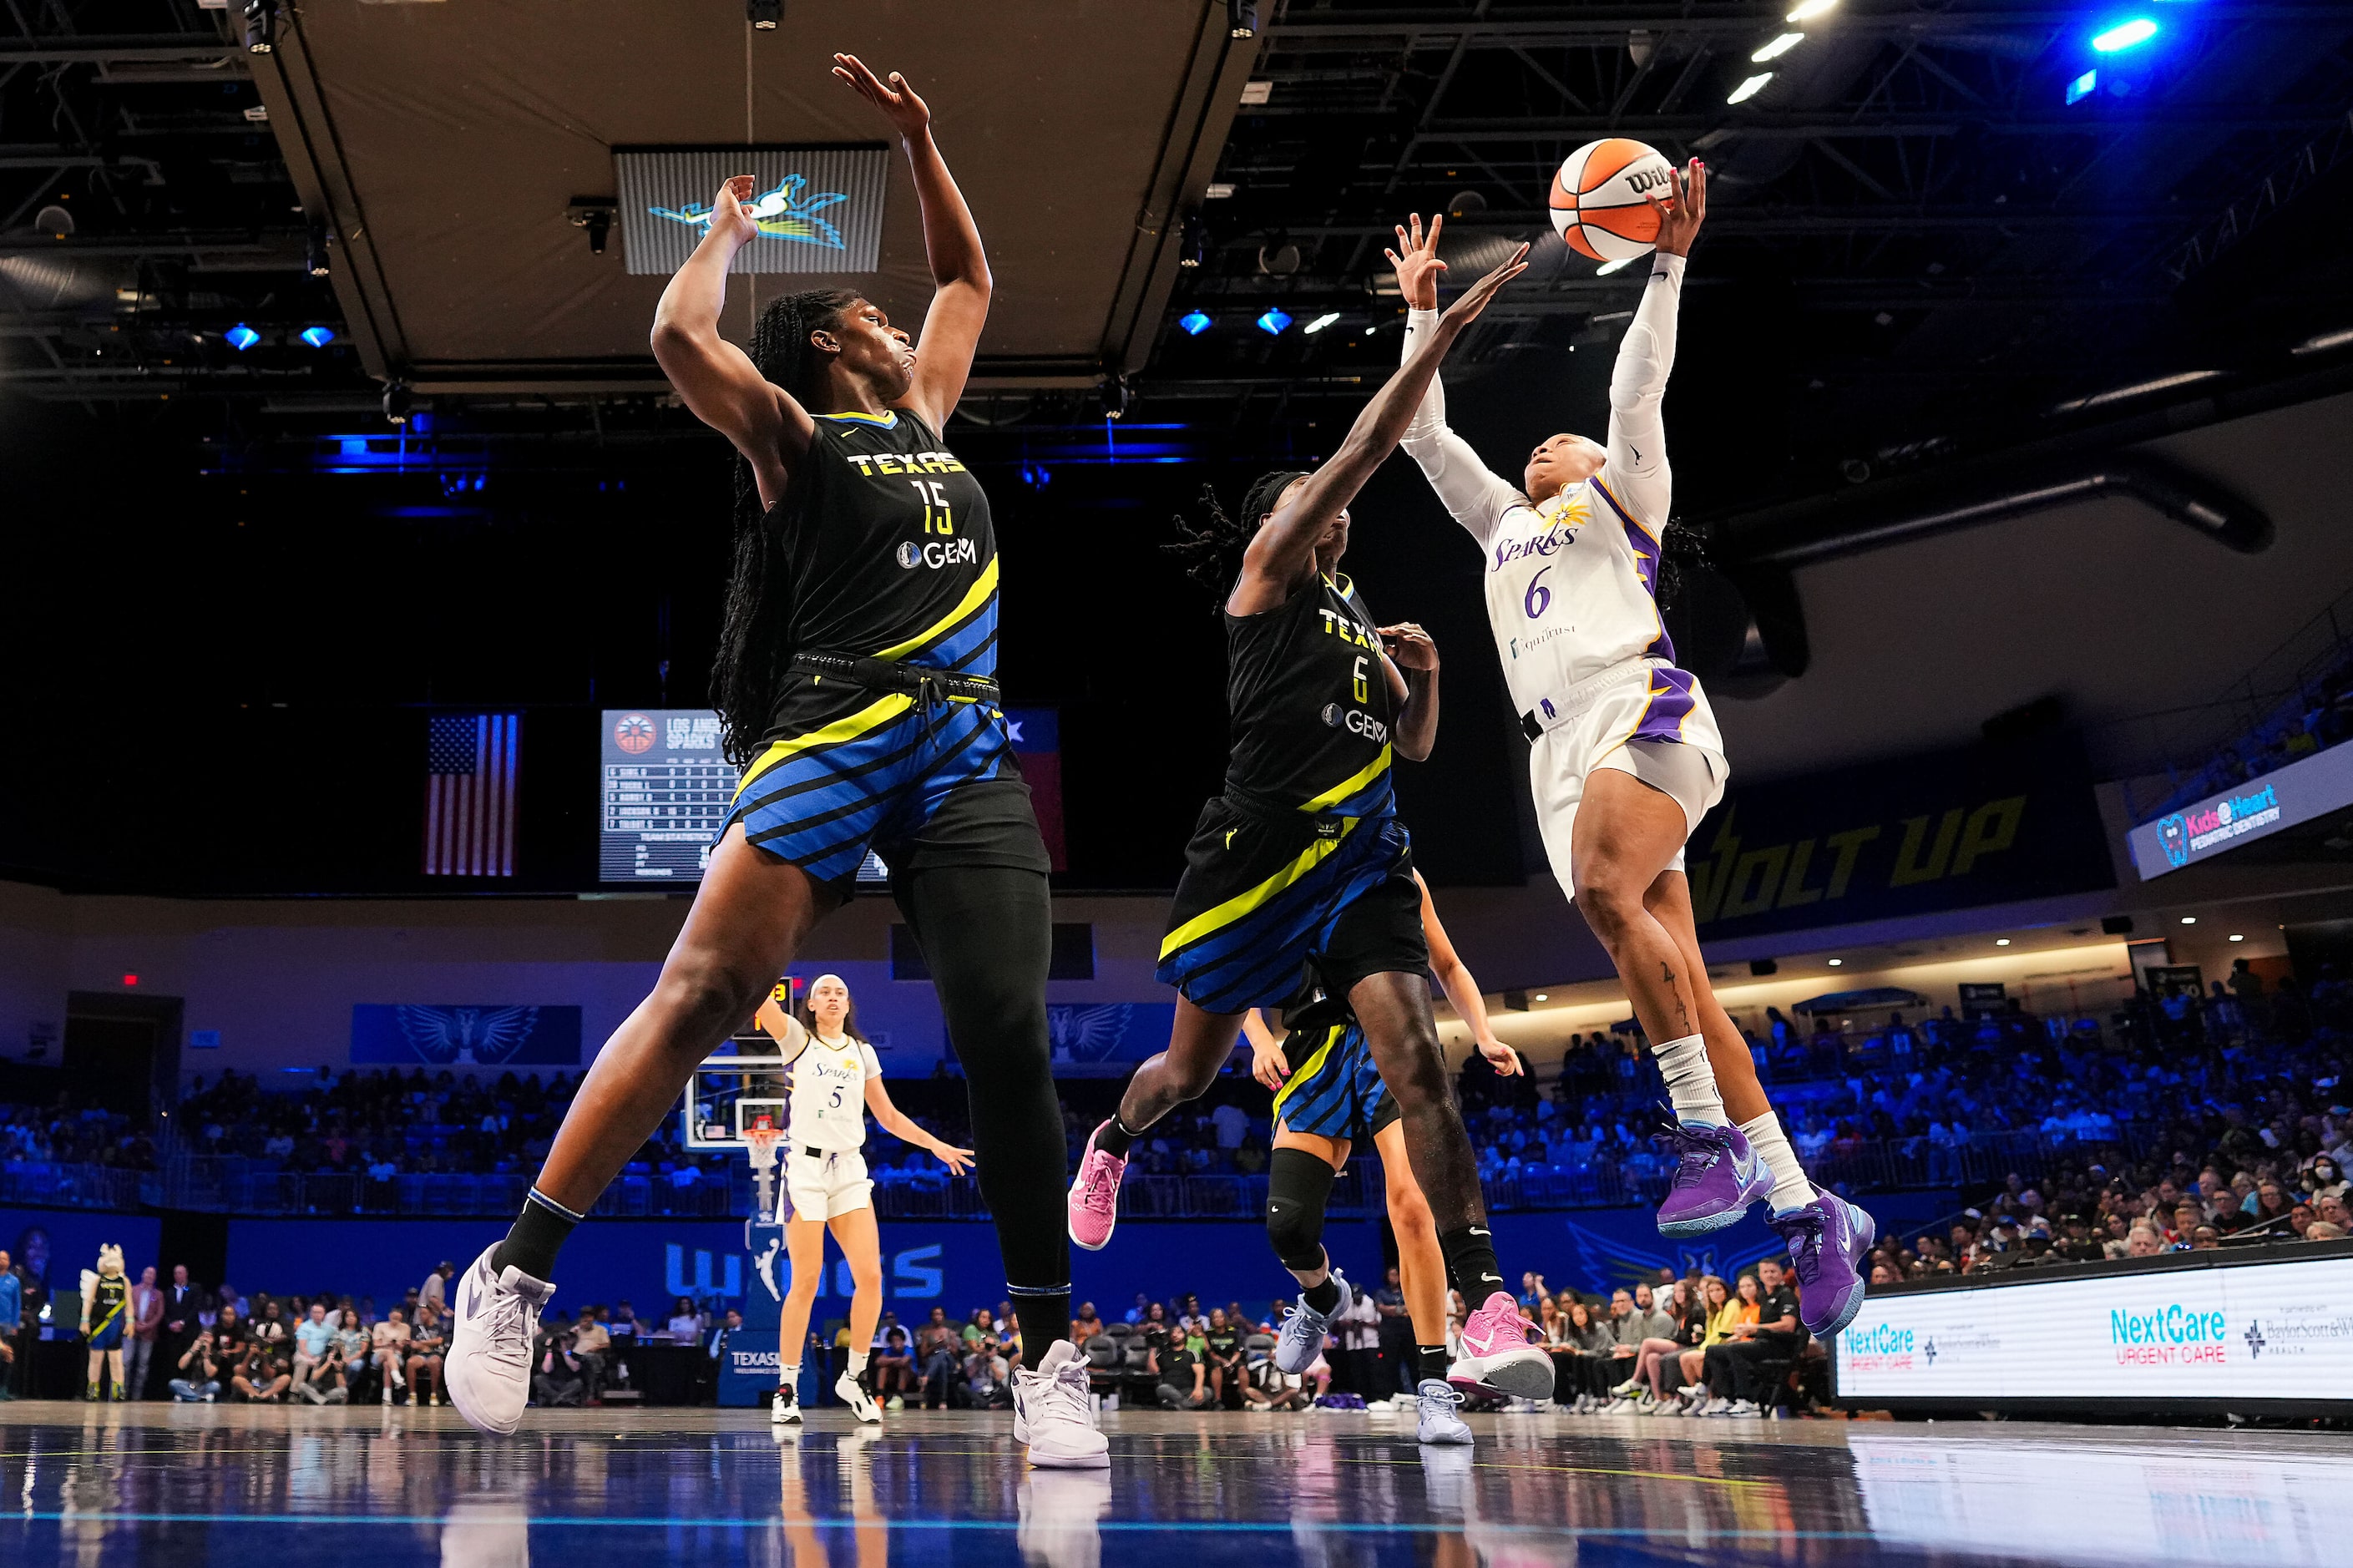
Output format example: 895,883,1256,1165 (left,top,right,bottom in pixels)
614,713,655,755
